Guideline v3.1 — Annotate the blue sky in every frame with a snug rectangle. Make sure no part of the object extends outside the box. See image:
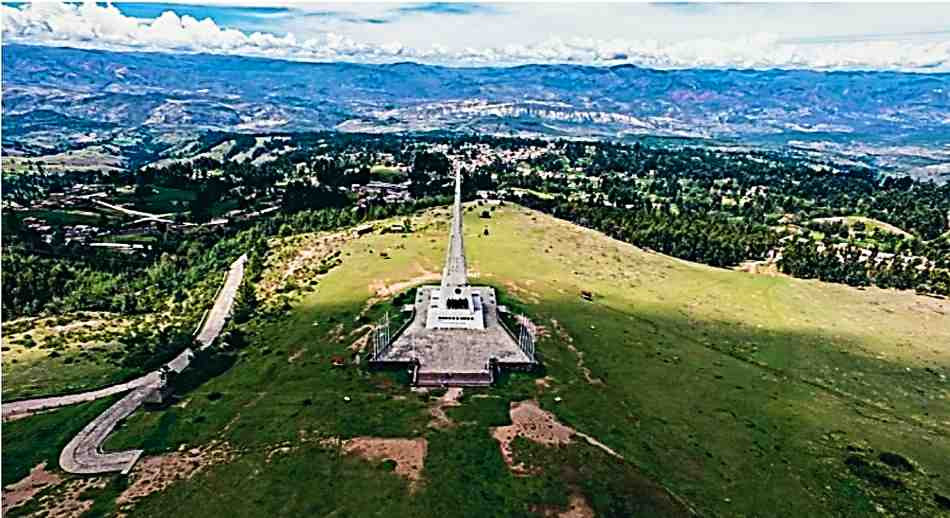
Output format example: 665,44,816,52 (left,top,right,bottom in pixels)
3,2,949,70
